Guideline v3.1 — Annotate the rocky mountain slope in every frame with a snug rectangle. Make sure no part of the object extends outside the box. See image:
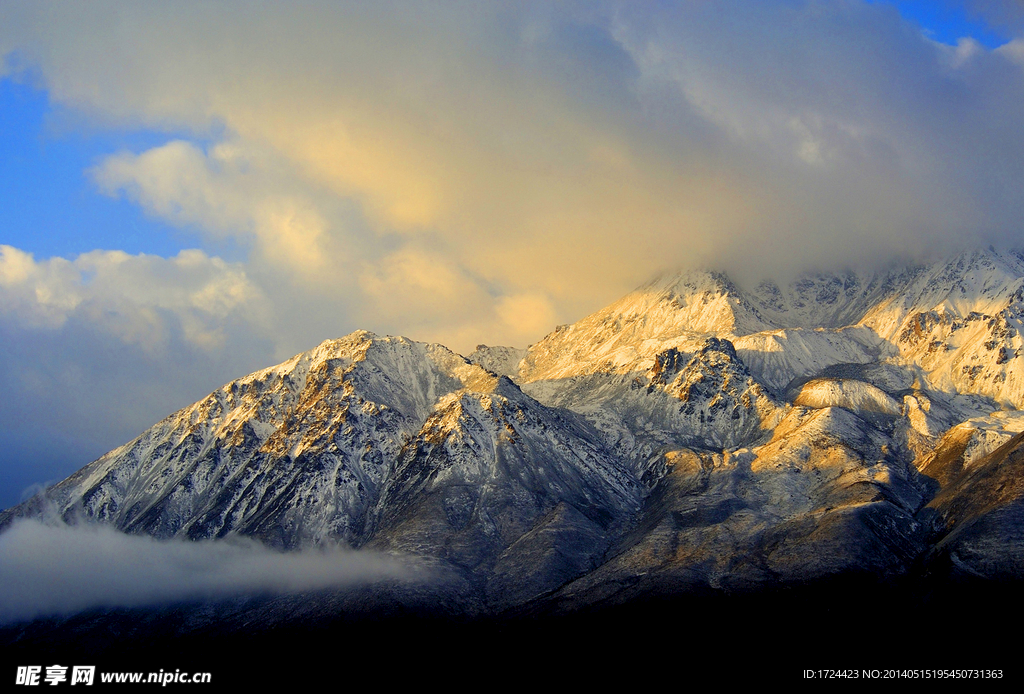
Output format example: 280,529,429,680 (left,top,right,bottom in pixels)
6,246,1024,618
